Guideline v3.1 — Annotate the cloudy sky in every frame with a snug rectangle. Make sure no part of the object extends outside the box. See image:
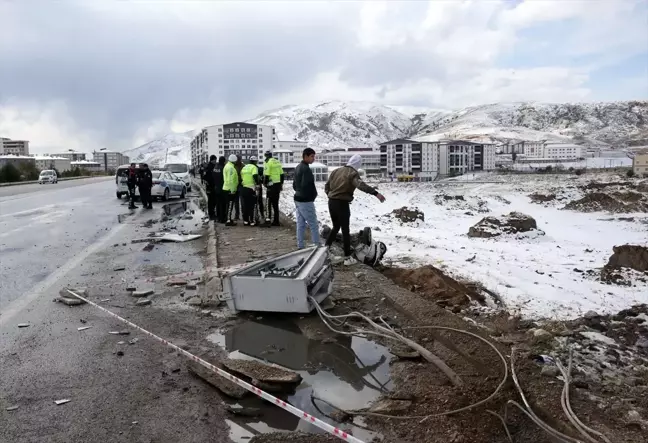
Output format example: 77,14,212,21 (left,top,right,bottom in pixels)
1,0,647,154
